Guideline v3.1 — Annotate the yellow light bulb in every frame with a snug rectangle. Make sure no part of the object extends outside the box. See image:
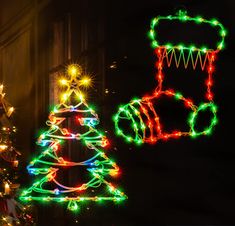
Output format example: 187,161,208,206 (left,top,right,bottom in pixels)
0,144,8,151
78,92,85,101
80,76,91,87
6,107,15,117
61,93,69,101
59,78,68,86
5,182,10,195
67,64,81,77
